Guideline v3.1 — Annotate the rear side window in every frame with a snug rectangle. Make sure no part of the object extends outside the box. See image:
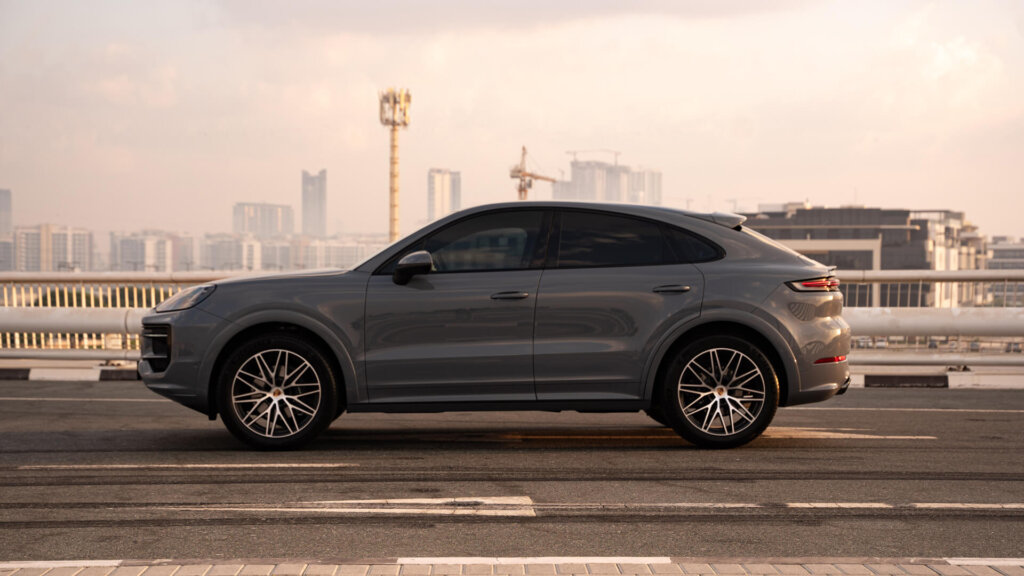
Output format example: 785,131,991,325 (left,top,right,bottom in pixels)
555,211,670,268
665,226,722,263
